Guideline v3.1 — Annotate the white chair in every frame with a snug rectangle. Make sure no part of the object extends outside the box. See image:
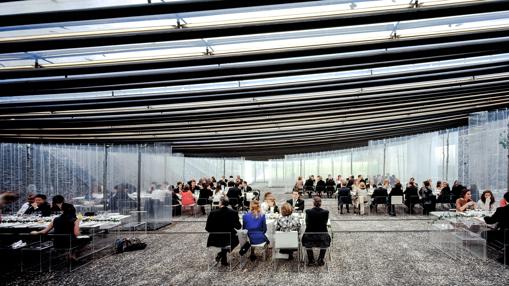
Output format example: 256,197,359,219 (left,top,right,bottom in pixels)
391,196,404,215
182,203,197,217
273,231,300,271
251,241,269,261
